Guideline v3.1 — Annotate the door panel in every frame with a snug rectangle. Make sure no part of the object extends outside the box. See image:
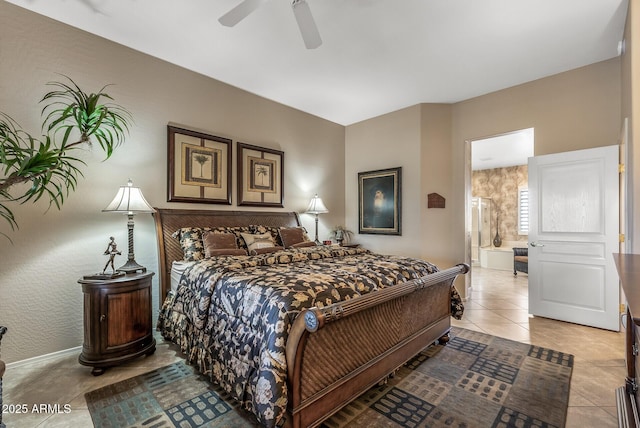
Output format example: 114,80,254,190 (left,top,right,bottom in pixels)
537,241,606,258
539,261,604,309
529,145,619,331
538,161,604,233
